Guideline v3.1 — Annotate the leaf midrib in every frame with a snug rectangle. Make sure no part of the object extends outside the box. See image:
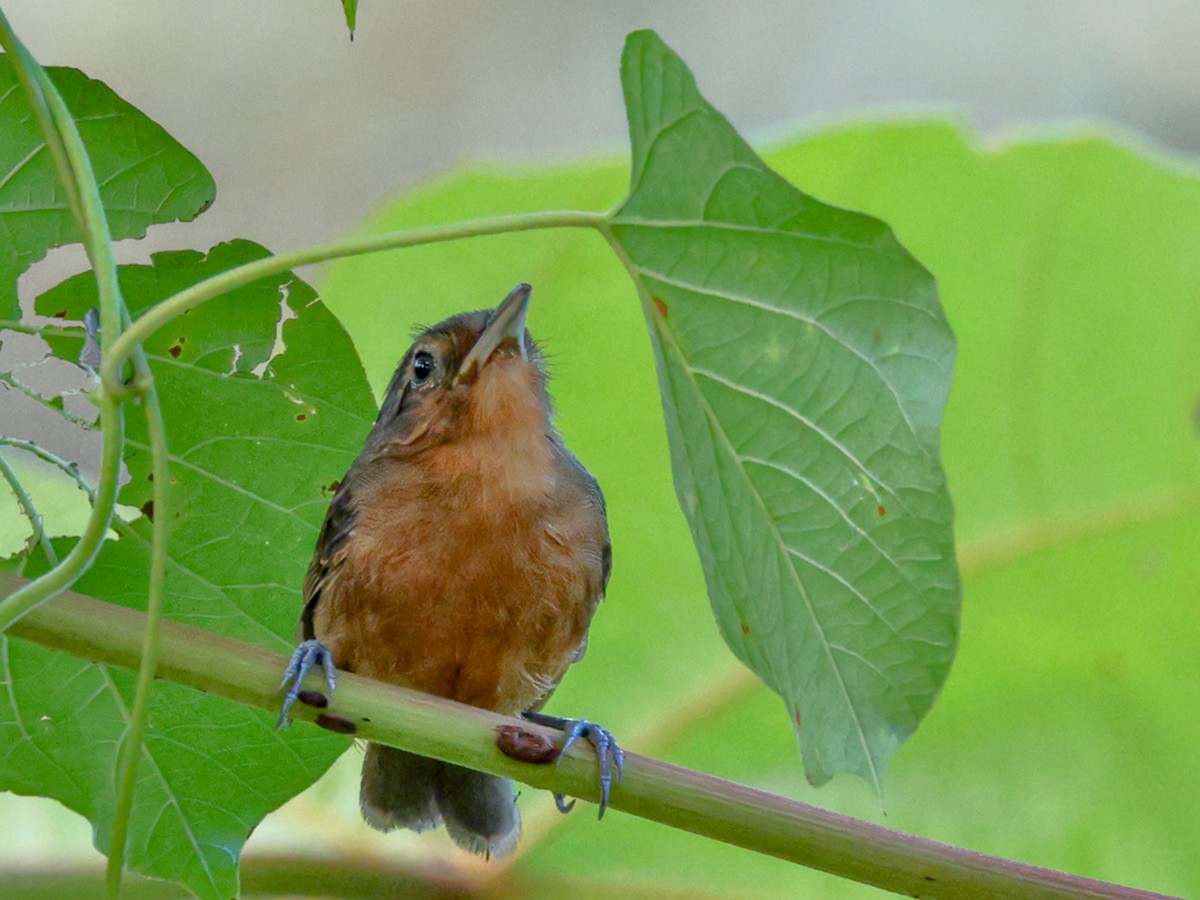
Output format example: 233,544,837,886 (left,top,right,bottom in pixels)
600,223,883,792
